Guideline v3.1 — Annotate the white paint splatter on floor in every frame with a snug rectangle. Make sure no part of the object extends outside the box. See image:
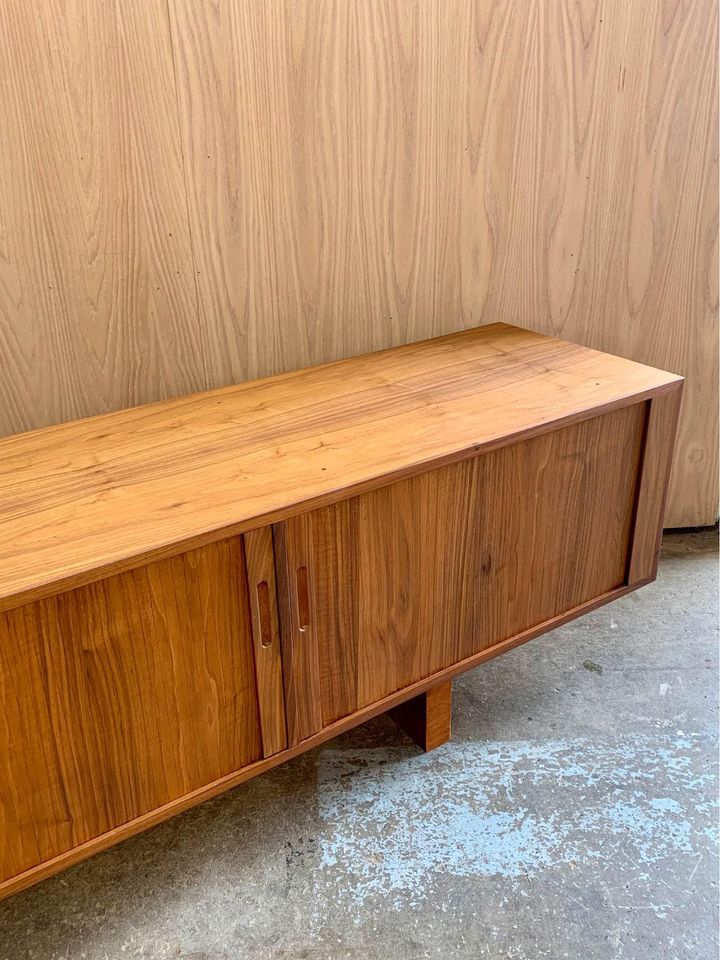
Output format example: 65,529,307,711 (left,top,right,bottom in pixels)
318,734,718,906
